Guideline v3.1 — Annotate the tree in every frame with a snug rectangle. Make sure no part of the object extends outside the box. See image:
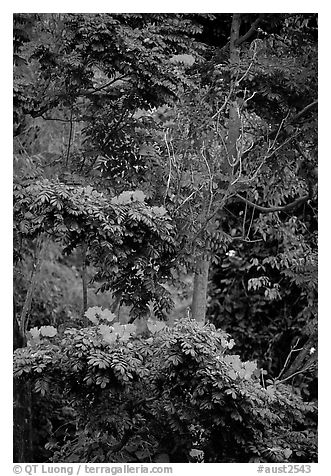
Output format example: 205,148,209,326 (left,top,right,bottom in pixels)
14,11,317,332
136,13,317,324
